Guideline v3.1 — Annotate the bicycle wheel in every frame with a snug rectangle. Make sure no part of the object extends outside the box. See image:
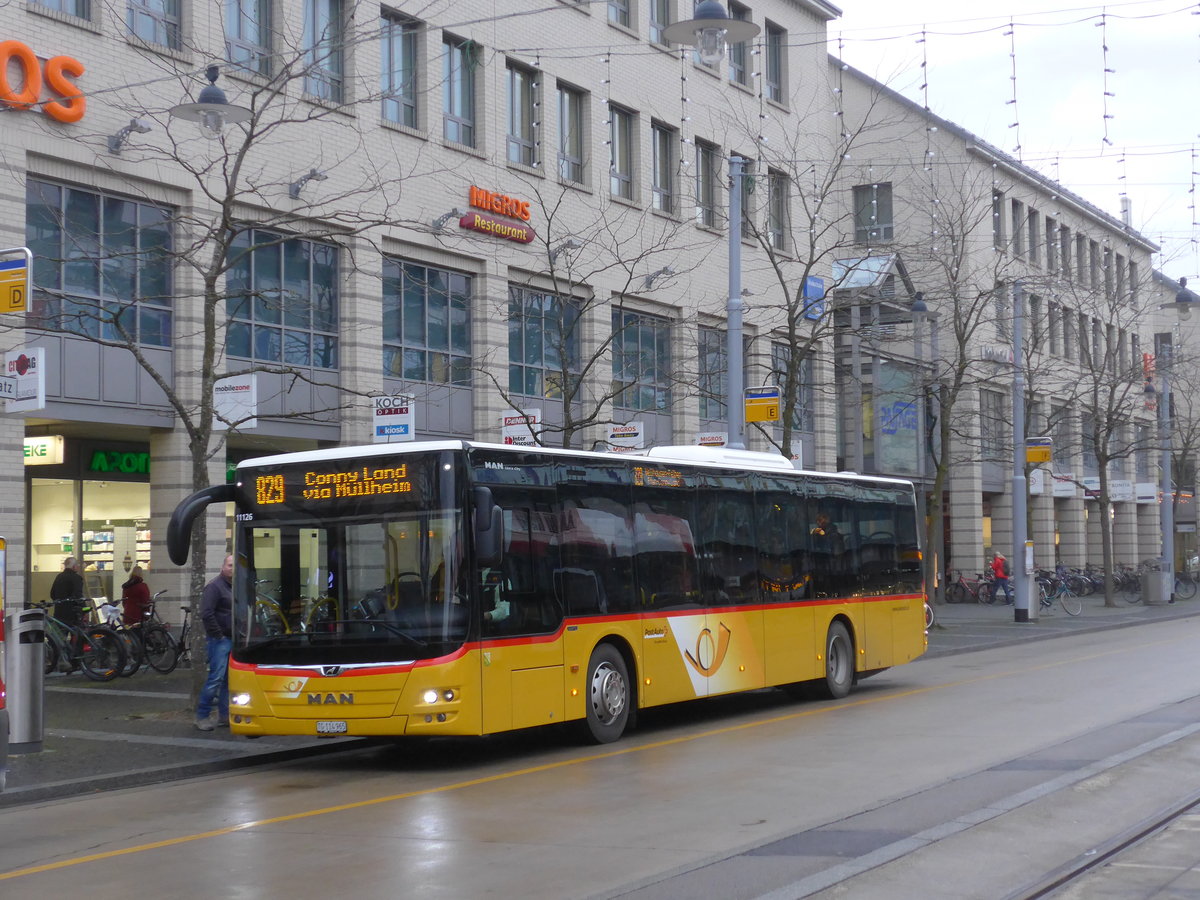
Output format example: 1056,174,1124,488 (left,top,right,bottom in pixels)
117,629,143,677
924,601,935,629
143,625,179,674
254,598,290,637
1175,575,1197,600
948,583,967,604
78,626,127,682
43,631,60,675
979,583,997,605
1059,589,1082,616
